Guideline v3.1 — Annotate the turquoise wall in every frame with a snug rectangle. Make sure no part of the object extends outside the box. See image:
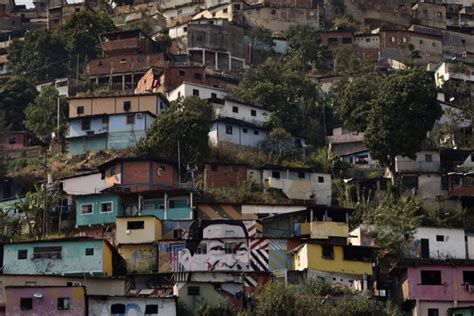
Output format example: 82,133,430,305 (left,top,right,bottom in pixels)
68,136,107,155
76,194,121,226
3,239,106,275
123,198,192,220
